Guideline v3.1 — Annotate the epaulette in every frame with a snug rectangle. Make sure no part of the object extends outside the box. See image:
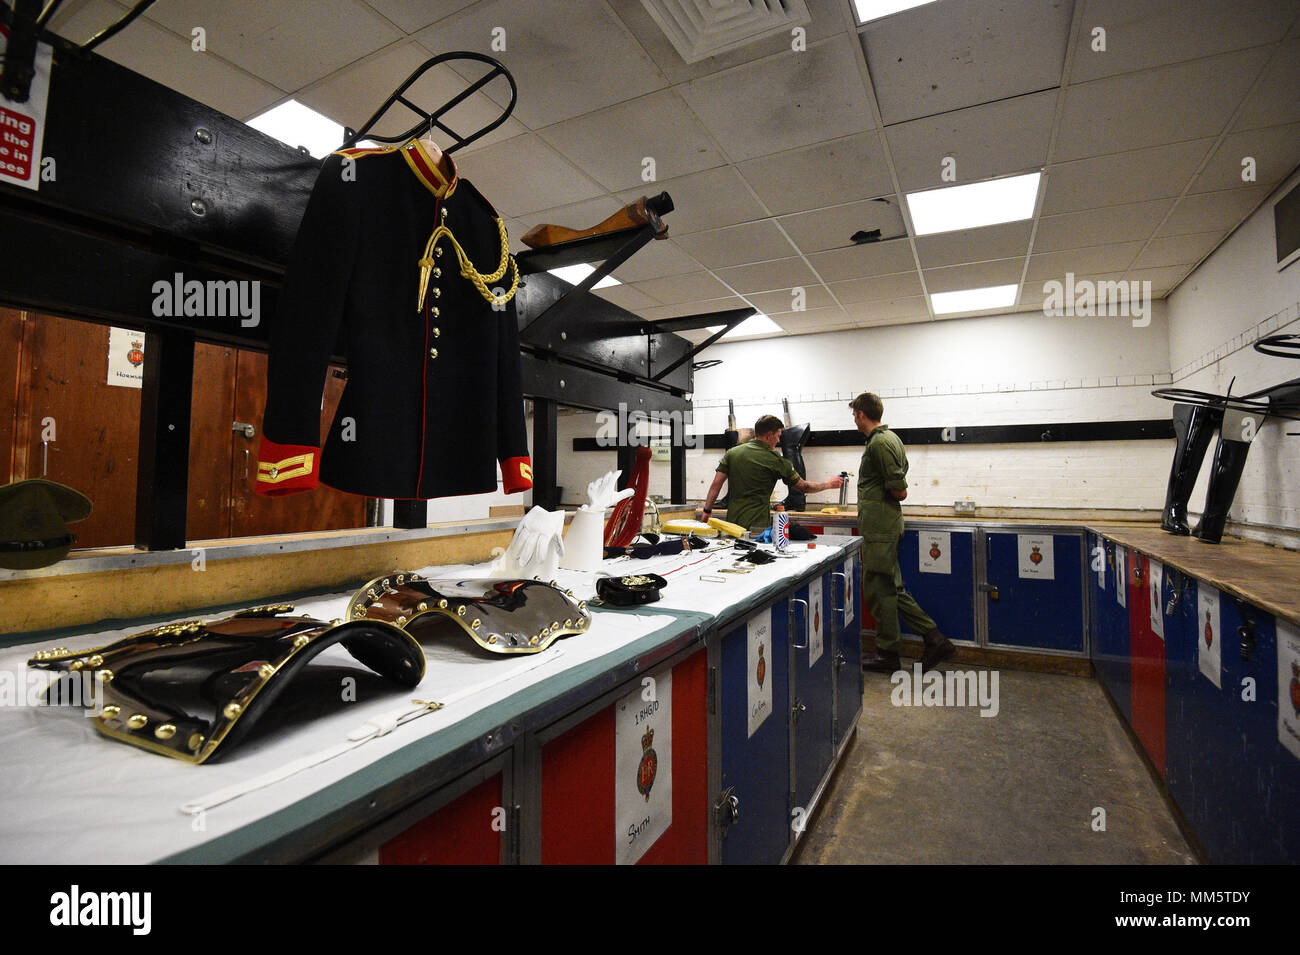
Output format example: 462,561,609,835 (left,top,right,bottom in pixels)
331,143,402,159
